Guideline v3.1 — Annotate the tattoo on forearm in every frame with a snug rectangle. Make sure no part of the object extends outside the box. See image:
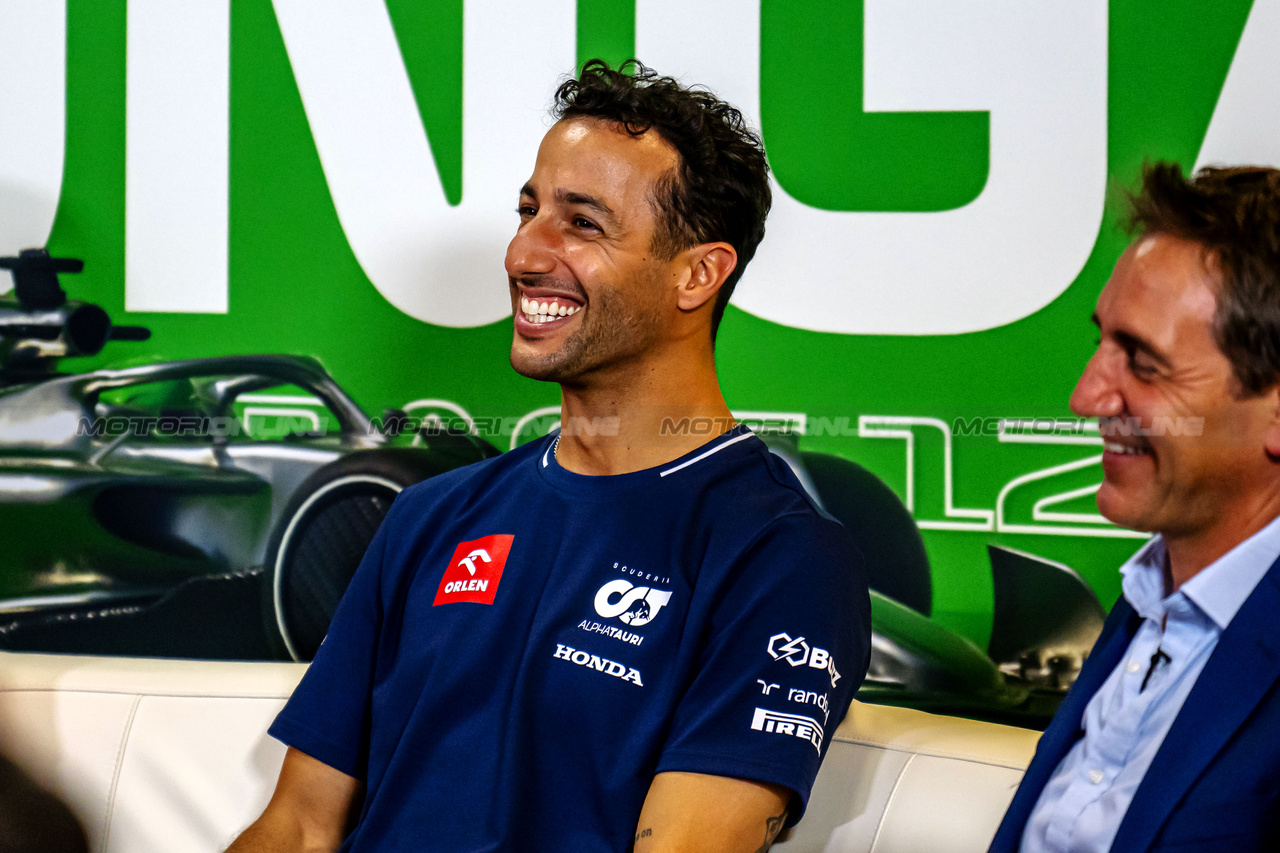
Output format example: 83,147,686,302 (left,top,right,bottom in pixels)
634,827,651,843
754,811,787,853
